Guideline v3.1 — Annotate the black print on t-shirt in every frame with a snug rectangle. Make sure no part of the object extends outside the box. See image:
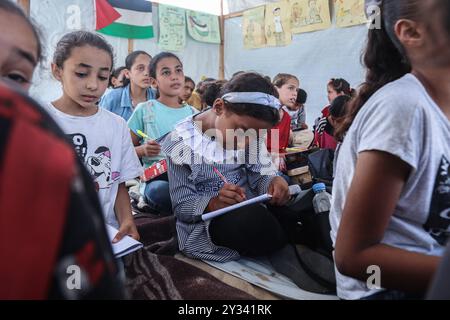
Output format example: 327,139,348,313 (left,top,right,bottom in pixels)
424,156,450,245
86,146,120,190
66,133,120,191
67,133,87,161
